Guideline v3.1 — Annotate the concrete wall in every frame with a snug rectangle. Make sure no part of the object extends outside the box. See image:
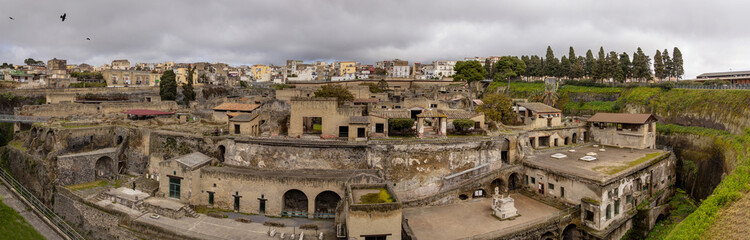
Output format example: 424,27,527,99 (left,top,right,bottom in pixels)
347,208,402,240
590,122,656,149
20,101,177,117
